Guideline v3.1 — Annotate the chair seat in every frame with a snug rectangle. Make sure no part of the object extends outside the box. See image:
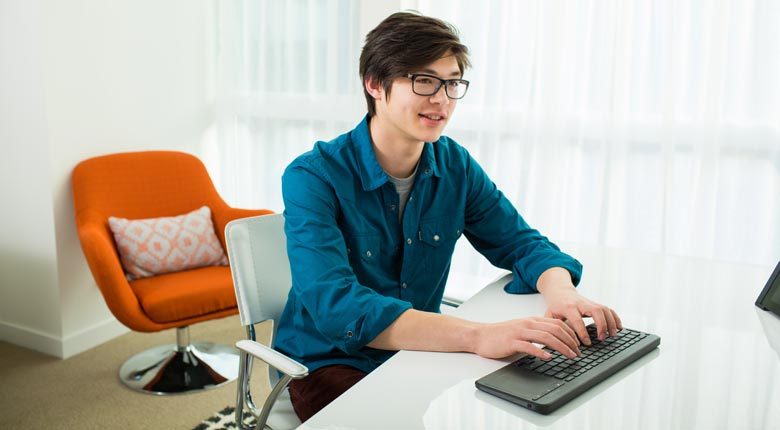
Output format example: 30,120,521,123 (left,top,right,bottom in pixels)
130,266,237,323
